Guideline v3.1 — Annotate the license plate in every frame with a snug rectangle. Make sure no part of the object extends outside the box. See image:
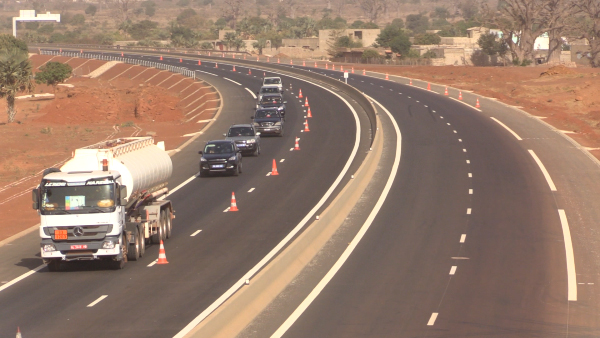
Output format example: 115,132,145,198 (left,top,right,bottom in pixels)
264,128,271,131
70,245,87,250
212,164,224,168
55,229,67,240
